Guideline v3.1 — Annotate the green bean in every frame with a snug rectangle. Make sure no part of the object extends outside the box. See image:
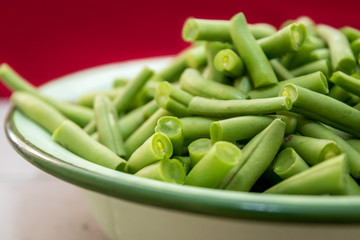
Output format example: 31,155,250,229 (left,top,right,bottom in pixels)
78,88,124,108
0,63,93,127
172,156,191,174
282,134,342,166
330,71,360,97
223,118,286,191
179,68,247,100
118,100,159,140
186,44,207,69
155,92,190,117
210,115,296,143
134,158,186,184
184,141,241,188
188,138,212,167
340,26,360,42
280,84,360,137
248,71,328,99
290,59,331,78
230,13,278,88
316,24,357,74
328,85,353,103
156,81,193,106
264,154,349,195
127,132,173,173
179,117,217,142
296,117,360,178
204,41,230,82
155,116,184,156
281,16,316,36
273,147,309,179
281,36,326,69
124,109,171,156
214,49,245,77
11,91,67,133
308,48,330,62
234,75,252,93
84,67,154,134
270,59,295,81
182,18,276,42
188,96,292,117
351,38,360,60
346,139,360,153
94,95,126,157
341,175,360,195
52,120,127,170
257,23,307,59
112,78,130,88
